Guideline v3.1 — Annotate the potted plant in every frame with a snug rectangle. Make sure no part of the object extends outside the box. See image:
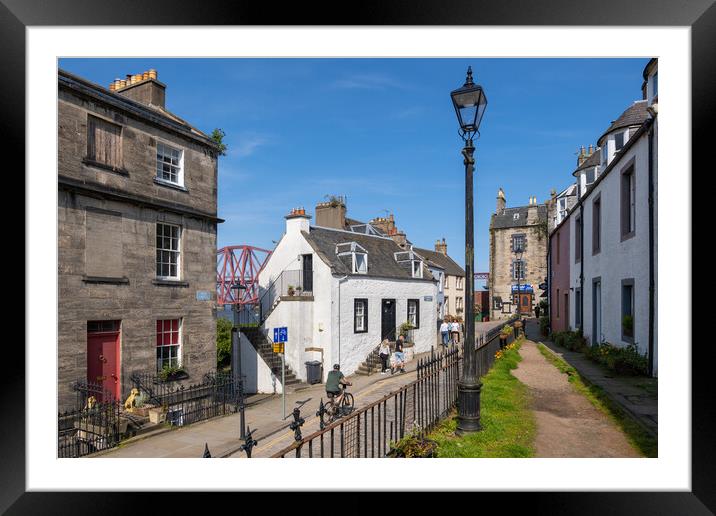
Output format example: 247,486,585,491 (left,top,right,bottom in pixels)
287,285,295,296
387,433,438,458
148,403,168,425
159,365,188,382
